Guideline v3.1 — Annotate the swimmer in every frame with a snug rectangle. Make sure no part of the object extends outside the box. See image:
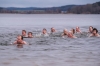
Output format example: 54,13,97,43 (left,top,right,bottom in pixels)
28,32,33,38
61,29,68,37
51,27,56,33
88,26,93,33
67,31,77,38
22,30,28,37
89,28,100,37
71,28,75,34
35,28,49,37
41,28,49,36
76,26,82,33
13,35,27,48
